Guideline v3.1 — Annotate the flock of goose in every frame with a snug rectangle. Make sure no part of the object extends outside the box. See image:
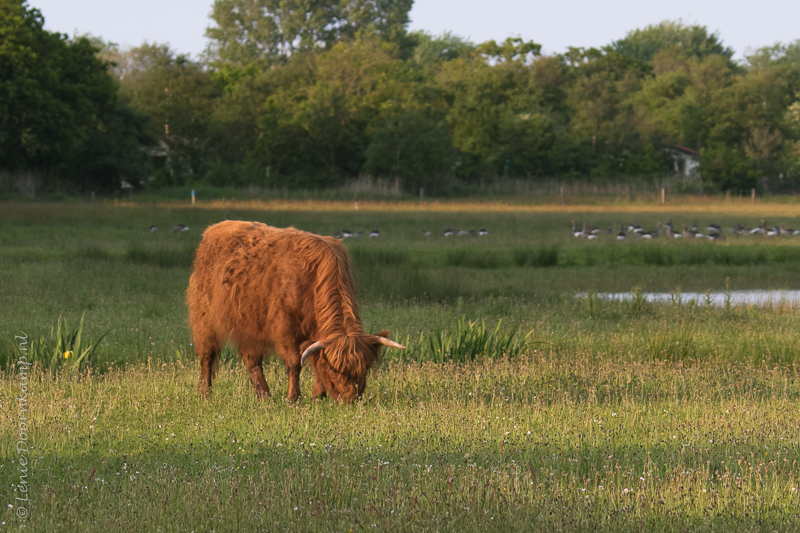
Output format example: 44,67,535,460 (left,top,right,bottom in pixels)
148,224,190,232
332,226,381,239
333,226,489,238
572,219,800,242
